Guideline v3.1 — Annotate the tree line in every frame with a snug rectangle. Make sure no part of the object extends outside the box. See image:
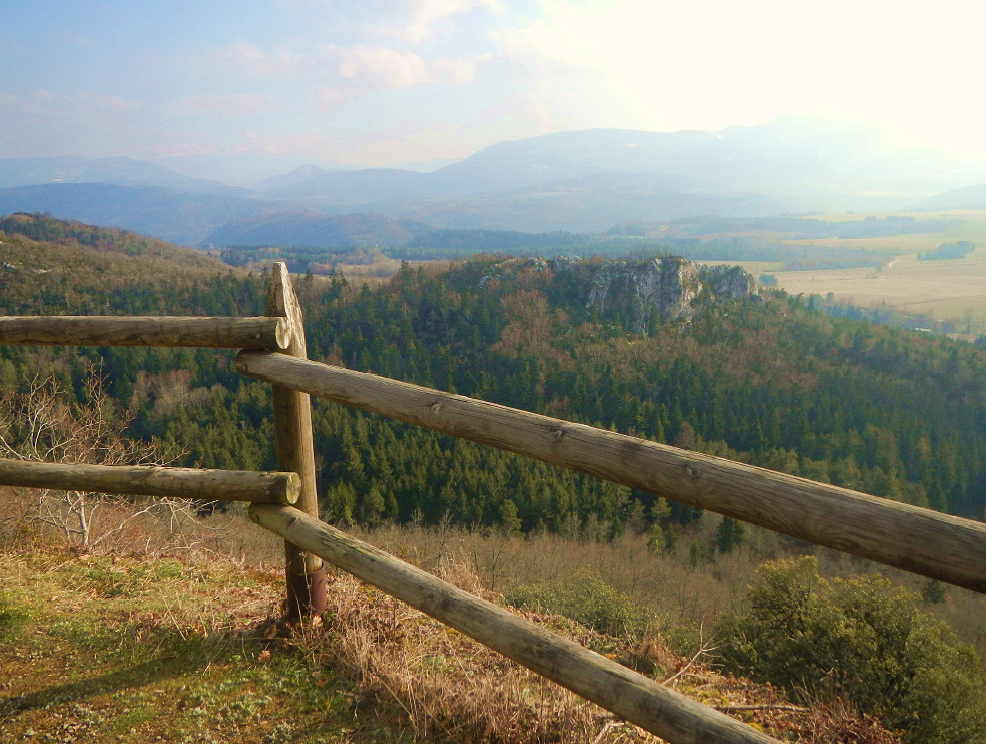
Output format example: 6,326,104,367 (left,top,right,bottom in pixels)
1,222,984,544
